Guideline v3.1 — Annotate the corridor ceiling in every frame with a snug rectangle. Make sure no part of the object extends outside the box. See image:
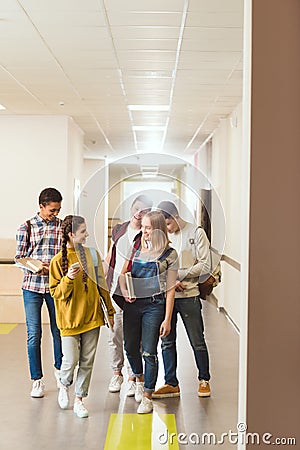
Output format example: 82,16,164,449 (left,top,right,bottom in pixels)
0,0,243,159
